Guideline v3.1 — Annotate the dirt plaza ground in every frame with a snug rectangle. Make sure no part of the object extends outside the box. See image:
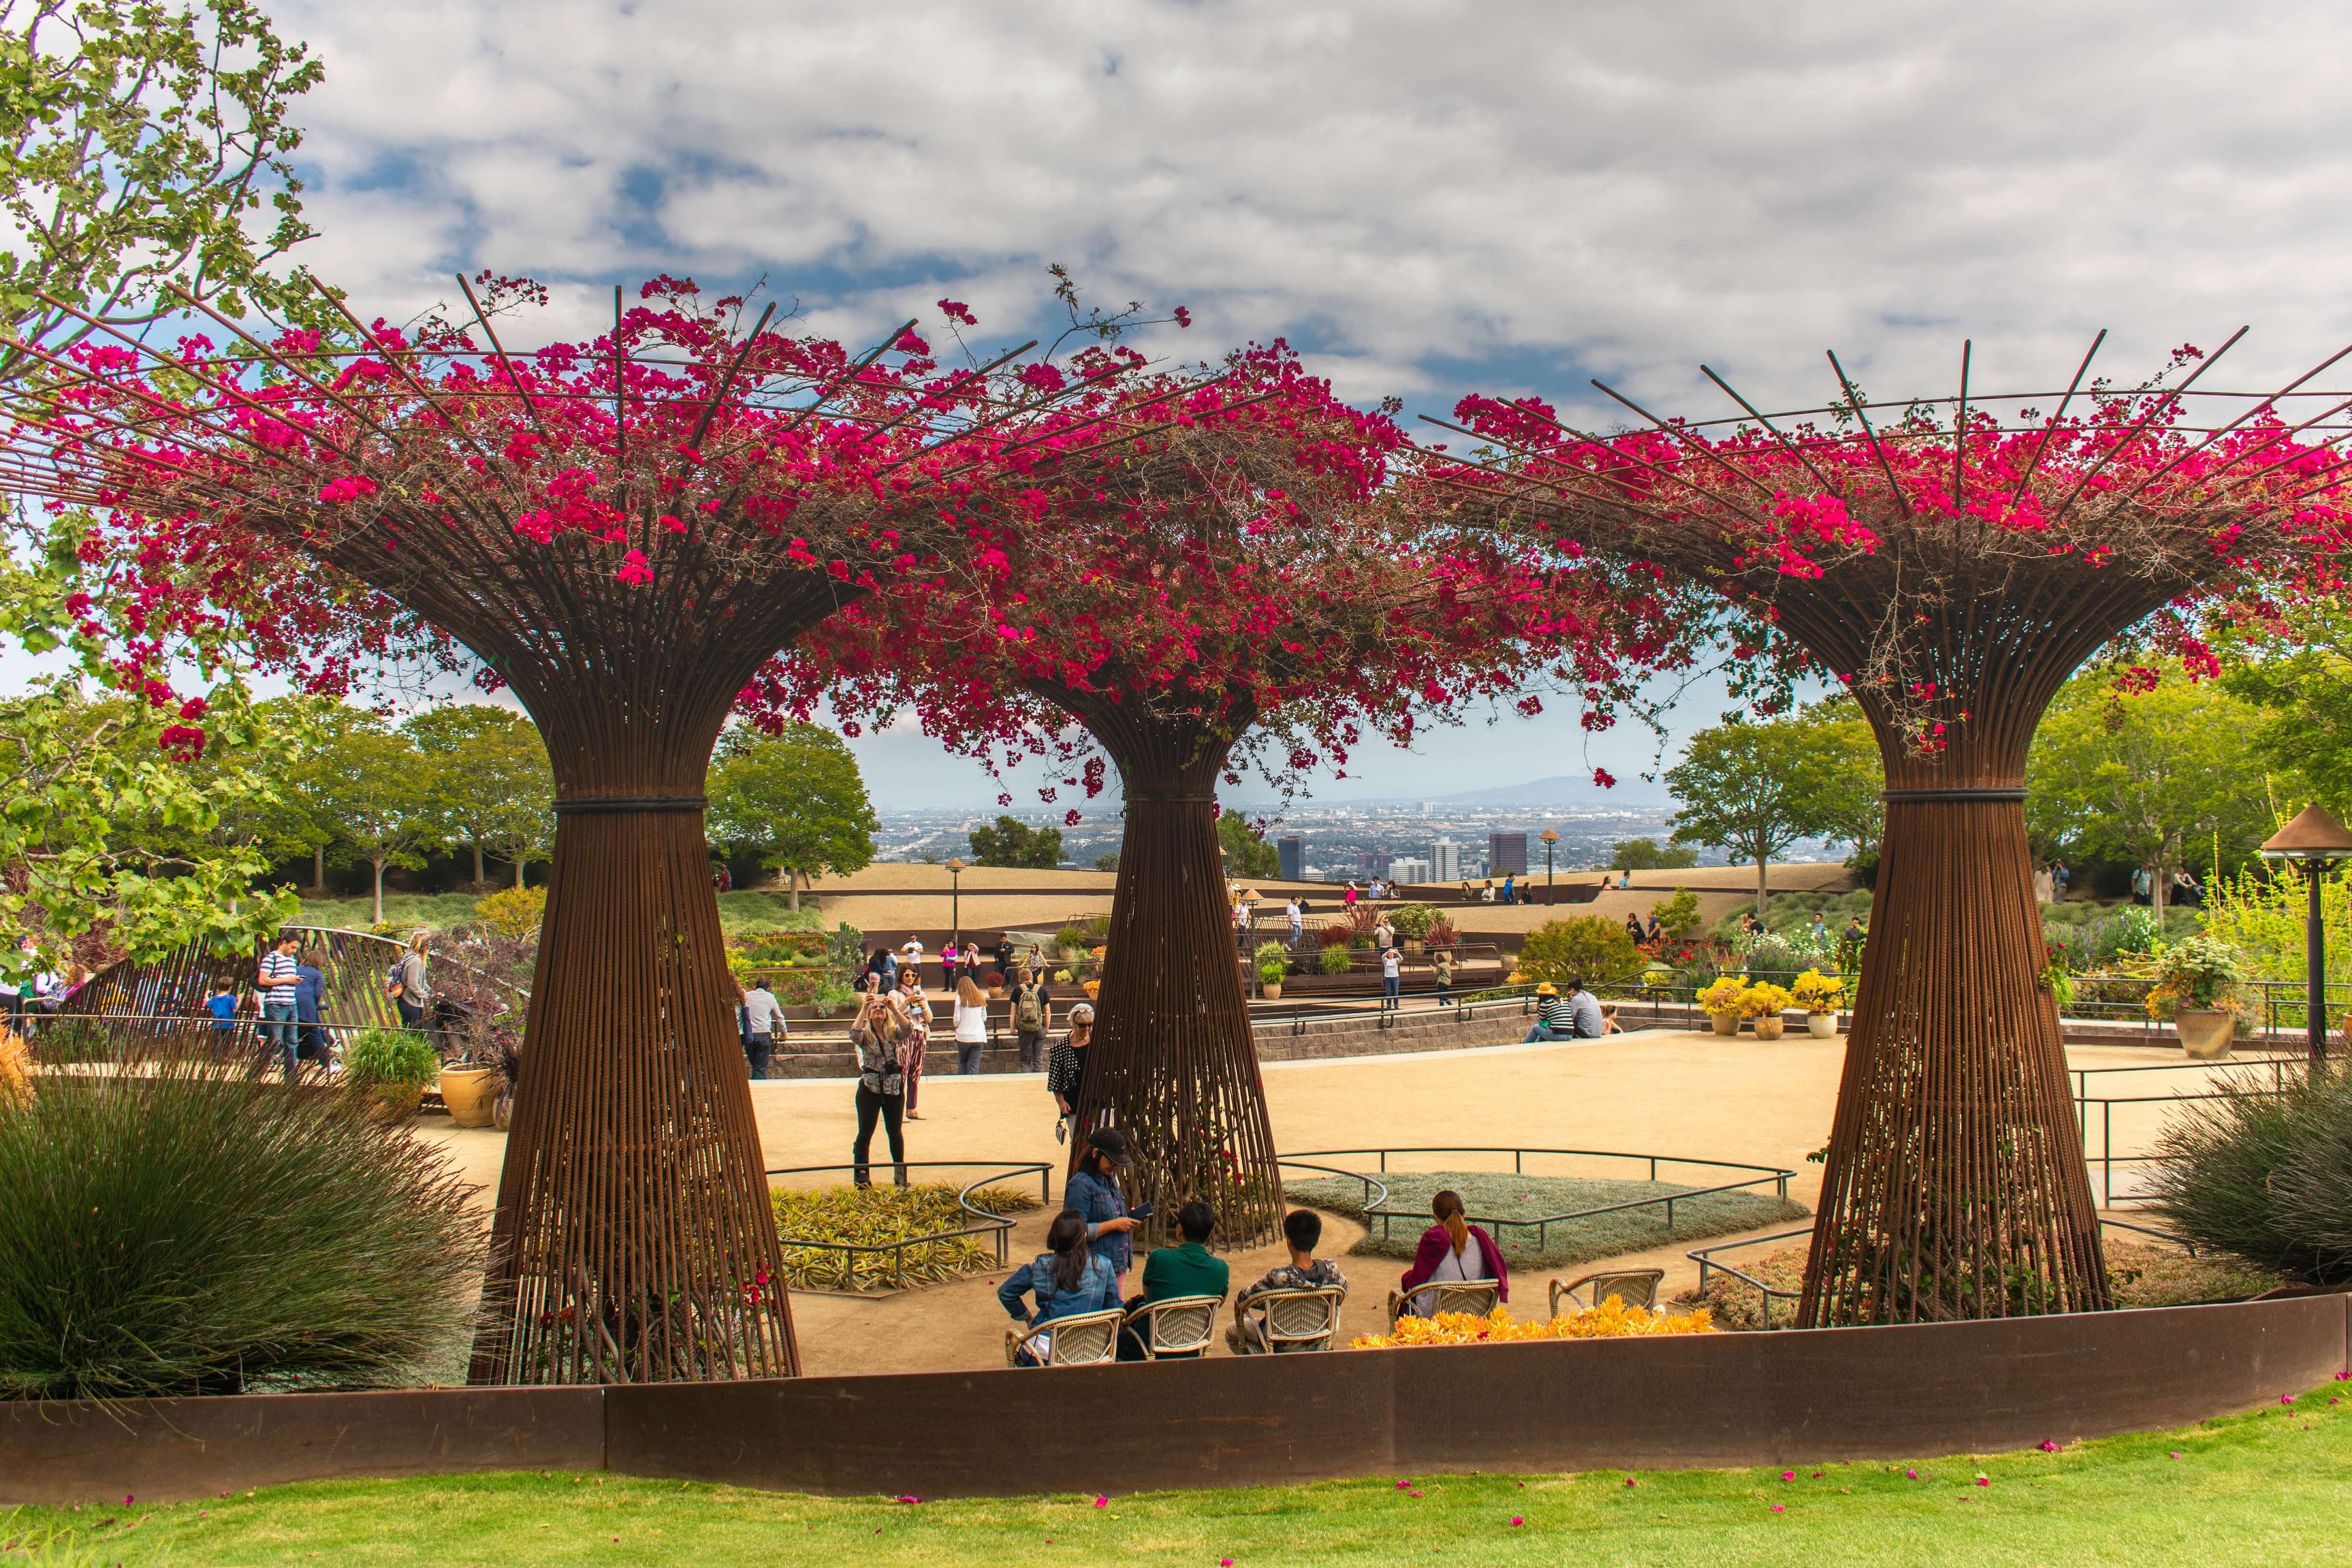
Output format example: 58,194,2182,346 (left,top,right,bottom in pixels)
416,1026,2225,1375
